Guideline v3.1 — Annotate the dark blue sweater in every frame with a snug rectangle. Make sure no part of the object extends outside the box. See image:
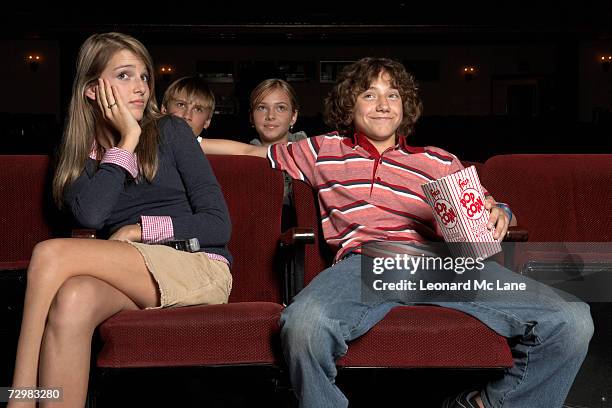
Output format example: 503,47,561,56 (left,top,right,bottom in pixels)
64,116,232,263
